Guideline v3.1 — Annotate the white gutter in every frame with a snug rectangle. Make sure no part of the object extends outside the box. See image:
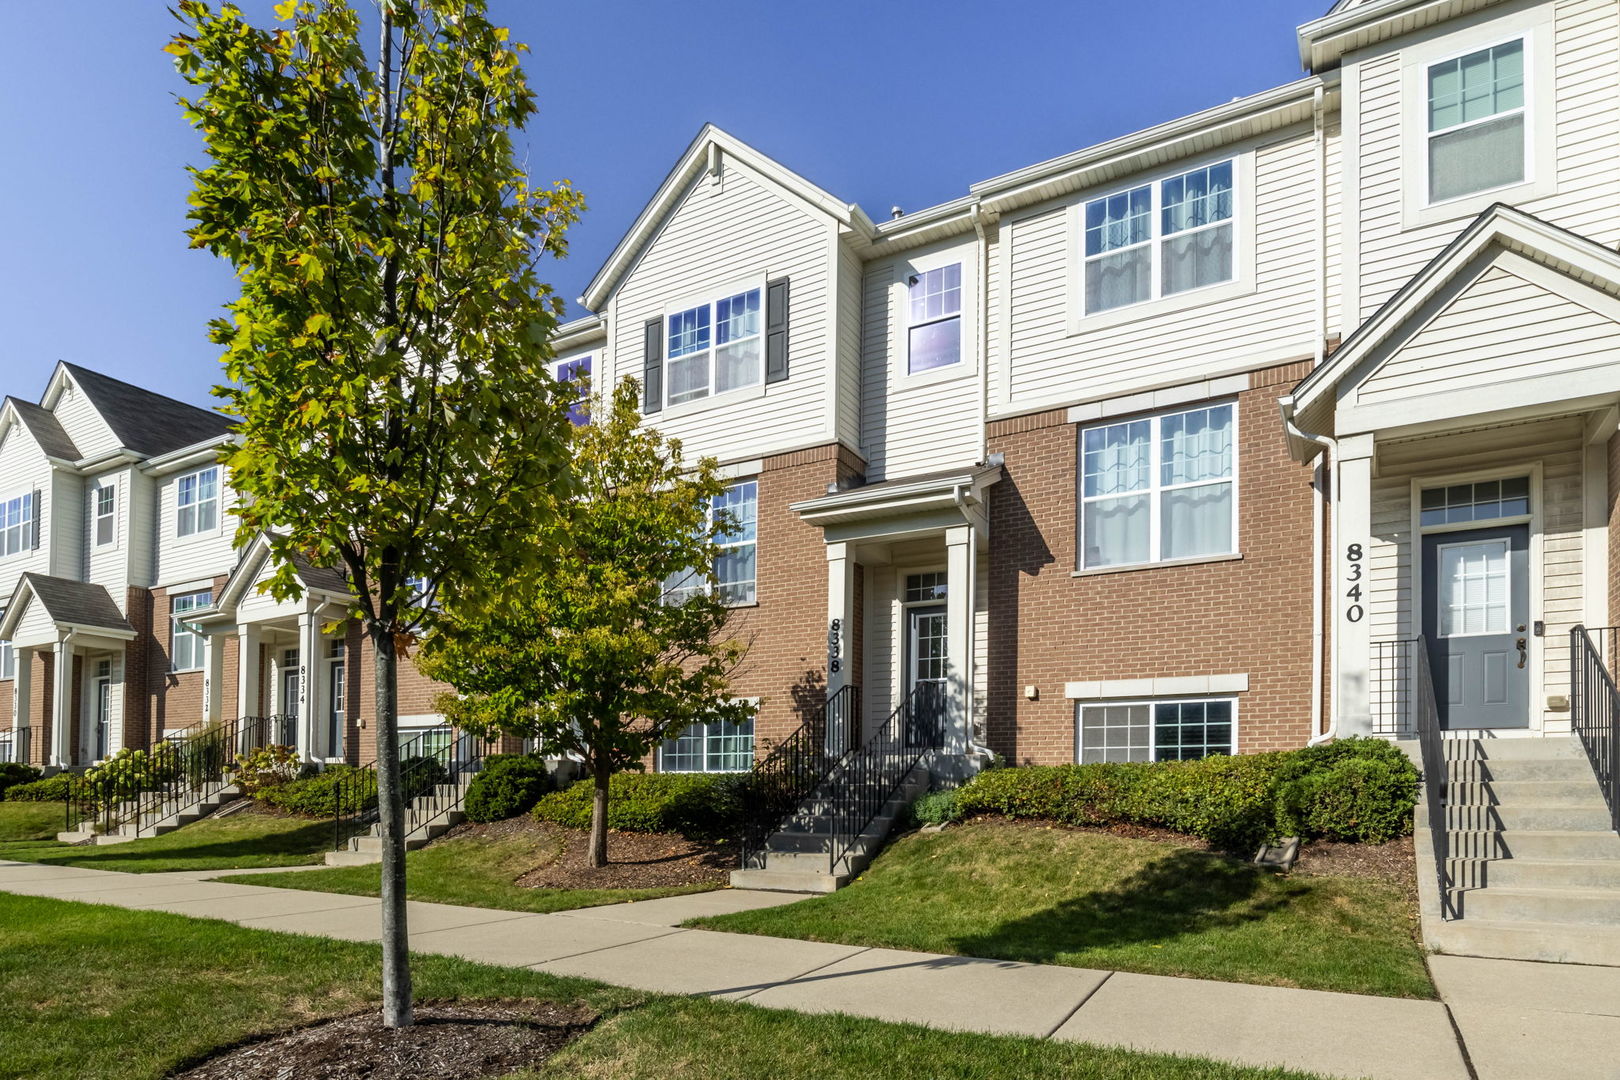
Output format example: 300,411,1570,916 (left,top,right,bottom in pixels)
970,204,991,465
